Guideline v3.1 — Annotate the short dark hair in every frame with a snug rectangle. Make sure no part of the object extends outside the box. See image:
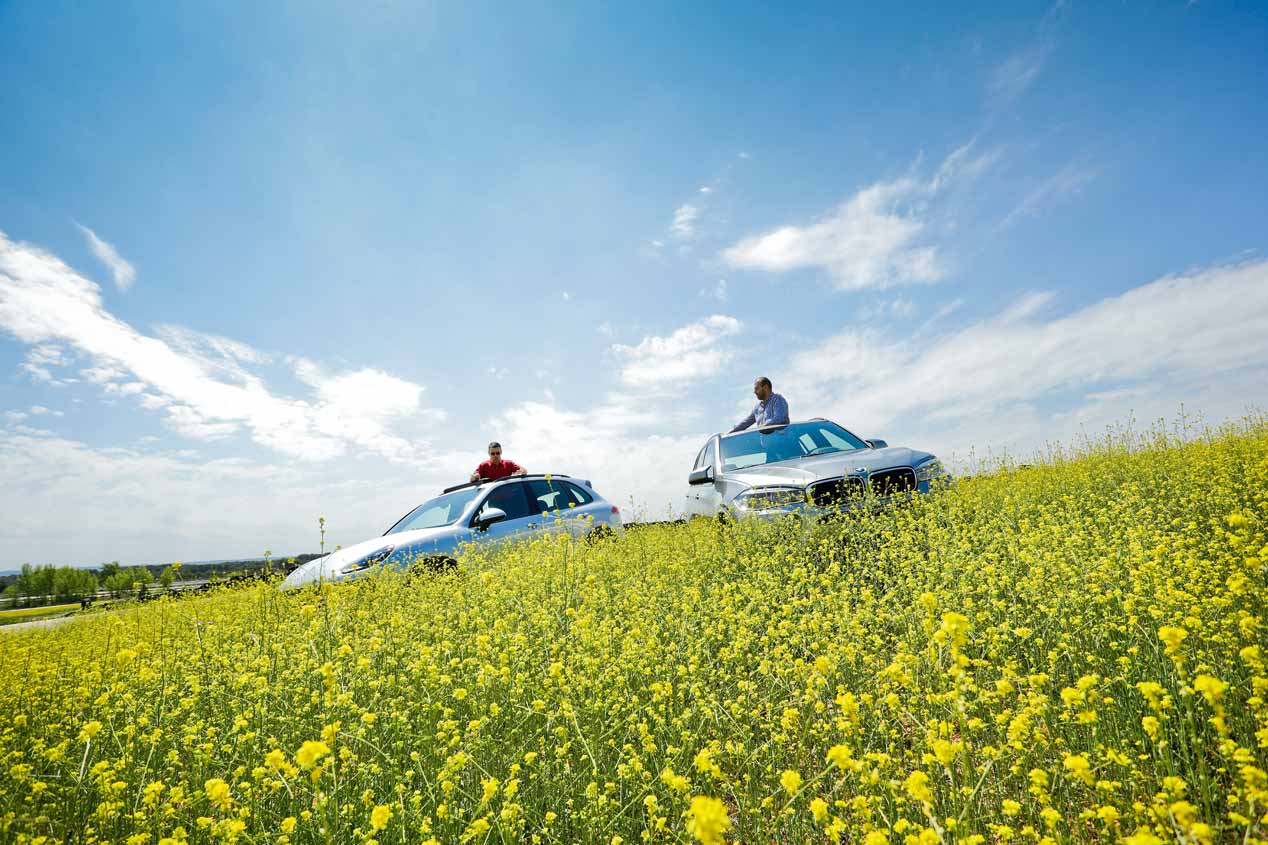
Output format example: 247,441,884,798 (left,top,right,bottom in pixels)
488,441,501,451
755,376,772,389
